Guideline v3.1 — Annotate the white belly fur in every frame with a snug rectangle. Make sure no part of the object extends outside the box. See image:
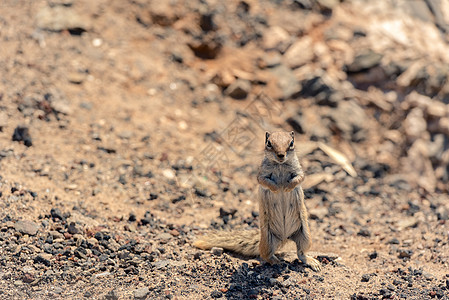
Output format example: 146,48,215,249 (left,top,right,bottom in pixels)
262,187,301,241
